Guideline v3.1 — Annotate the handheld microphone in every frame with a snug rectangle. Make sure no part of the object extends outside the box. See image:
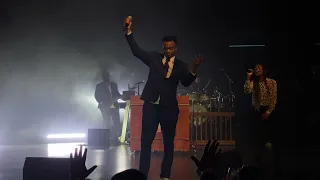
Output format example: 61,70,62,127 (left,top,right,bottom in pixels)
123,16,132,31
247,69,253,73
